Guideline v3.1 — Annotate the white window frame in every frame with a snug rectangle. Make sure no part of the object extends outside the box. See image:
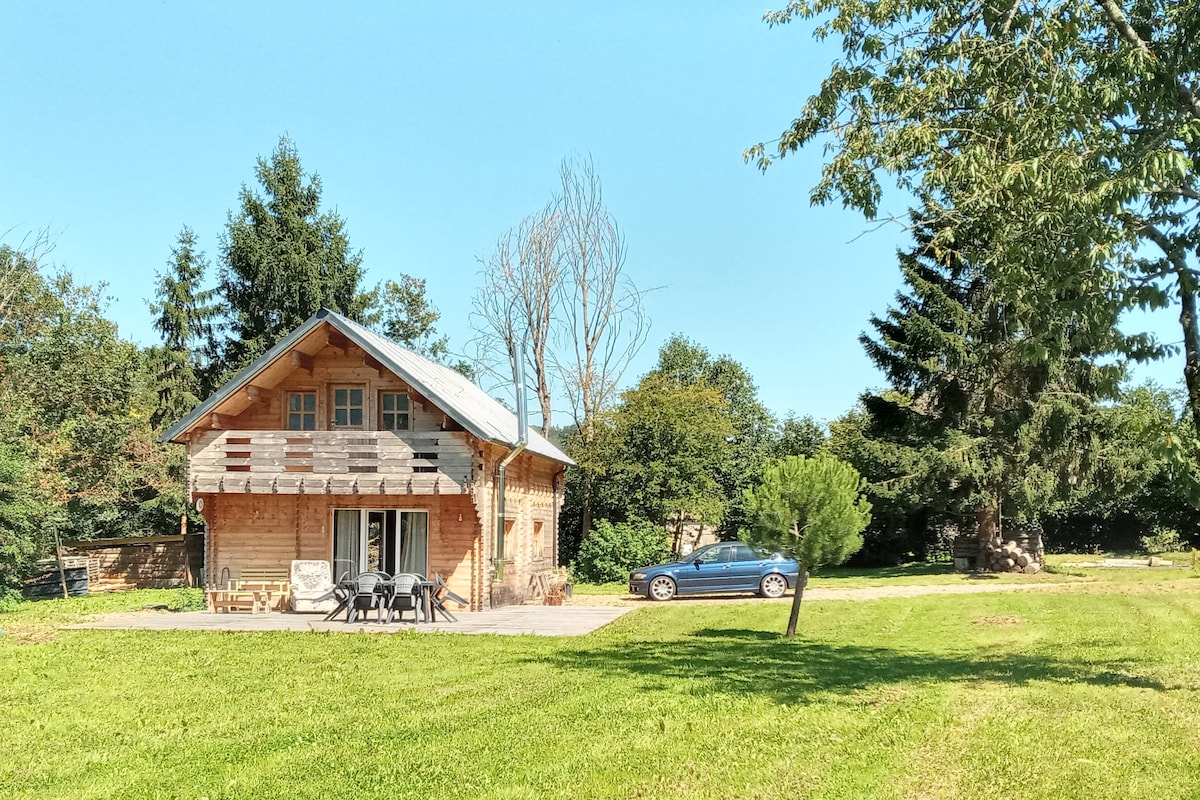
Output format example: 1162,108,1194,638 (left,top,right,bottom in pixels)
330,508,430,576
